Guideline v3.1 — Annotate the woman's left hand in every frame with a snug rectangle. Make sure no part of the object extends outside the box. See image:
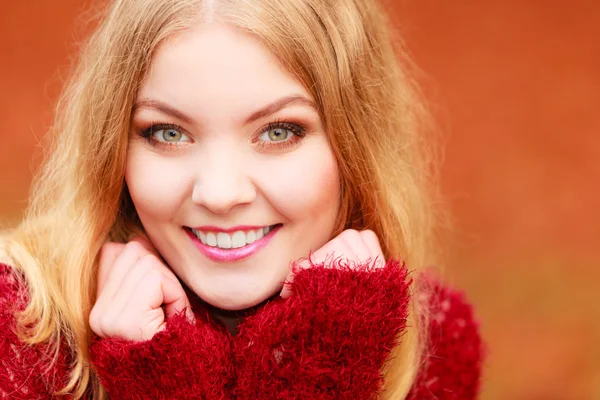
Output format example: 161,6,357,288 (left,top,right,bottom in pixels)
280,229,385,298
235,229,407,399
